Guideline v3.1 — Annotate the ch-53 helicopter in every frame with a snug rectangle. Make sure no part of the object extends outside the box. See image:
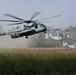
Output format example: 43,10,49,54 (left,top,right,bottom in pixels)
63,41,76,48
0,12,61,39
45,29,72,41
